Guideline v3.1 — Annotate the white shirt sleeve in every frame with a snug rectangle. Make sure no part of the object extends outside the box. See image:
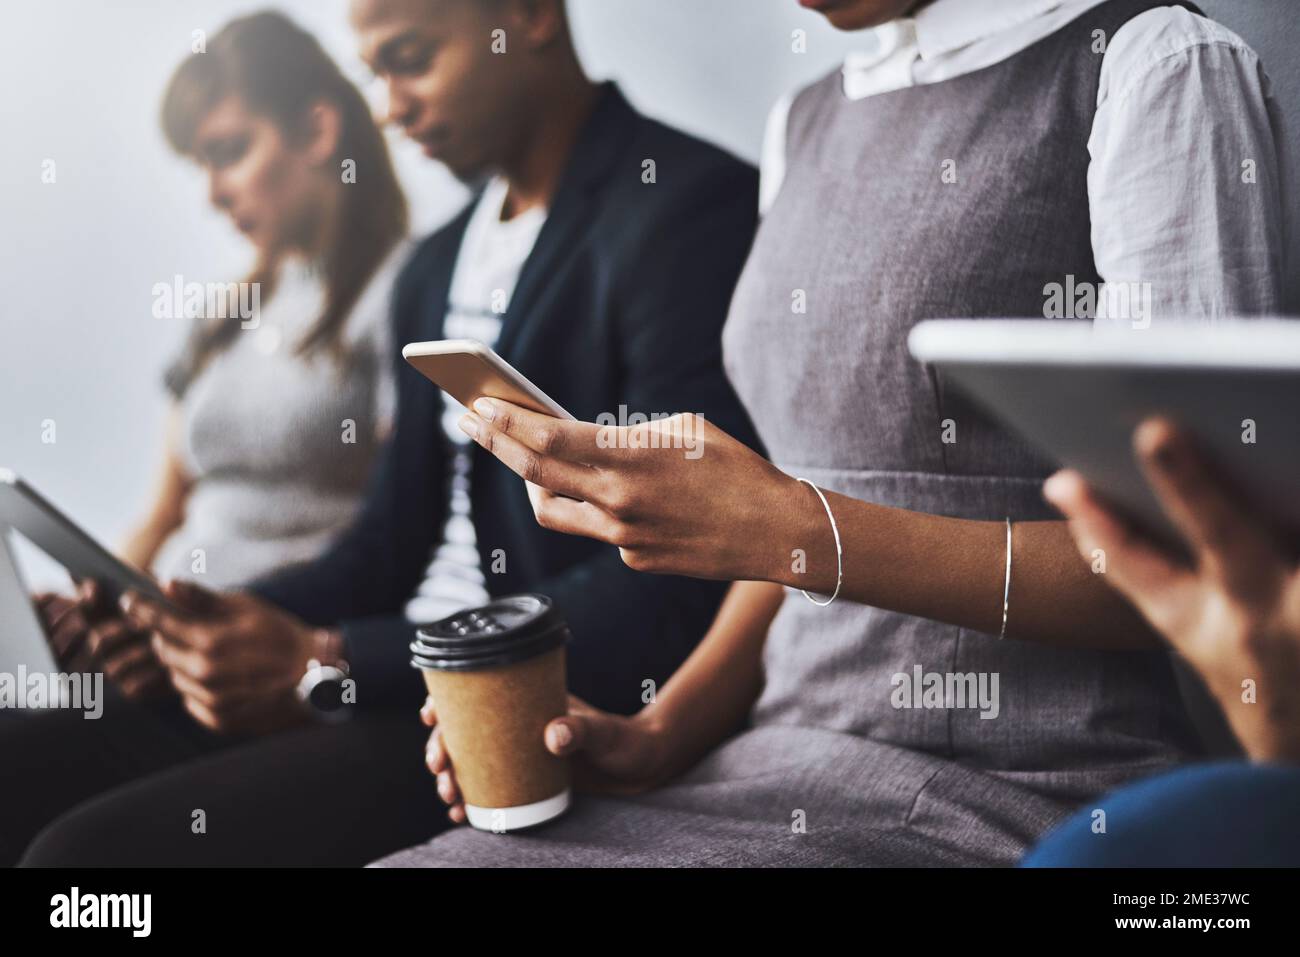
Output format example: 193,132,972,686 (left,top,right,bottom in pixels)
1089,7,1284,324
758,92,794,217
